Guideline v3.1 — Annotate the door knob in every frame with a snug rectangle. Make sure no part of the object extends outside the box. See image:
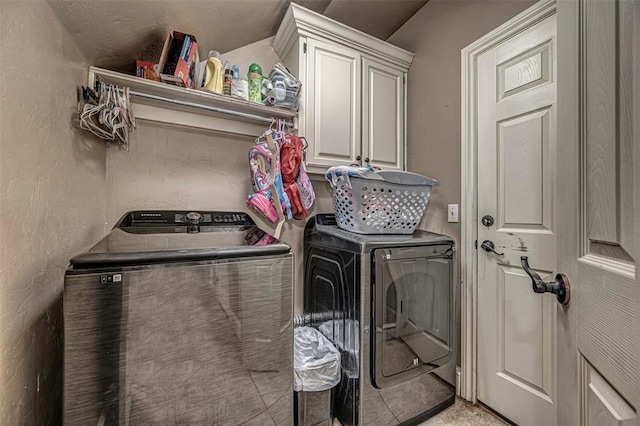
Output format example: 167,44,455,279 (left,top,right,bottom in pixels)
364,157,370,163
520,256,571,306
480,240,504,256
